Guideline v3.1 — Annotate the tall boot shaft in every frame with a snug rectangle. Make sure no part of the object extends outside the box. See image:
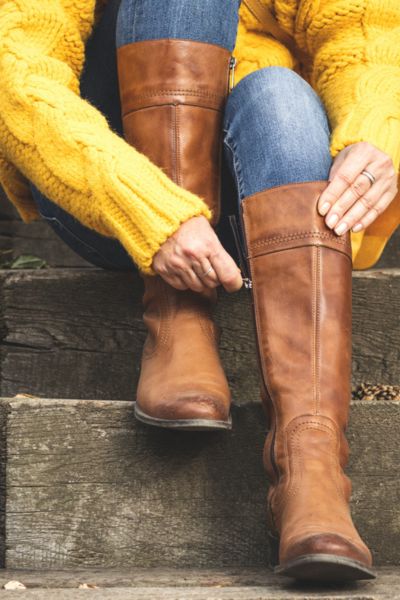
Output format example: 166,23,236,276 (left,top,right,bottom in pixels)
117,39,232,223
117,39,232,429
241,181,352,434
241,181,373,580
